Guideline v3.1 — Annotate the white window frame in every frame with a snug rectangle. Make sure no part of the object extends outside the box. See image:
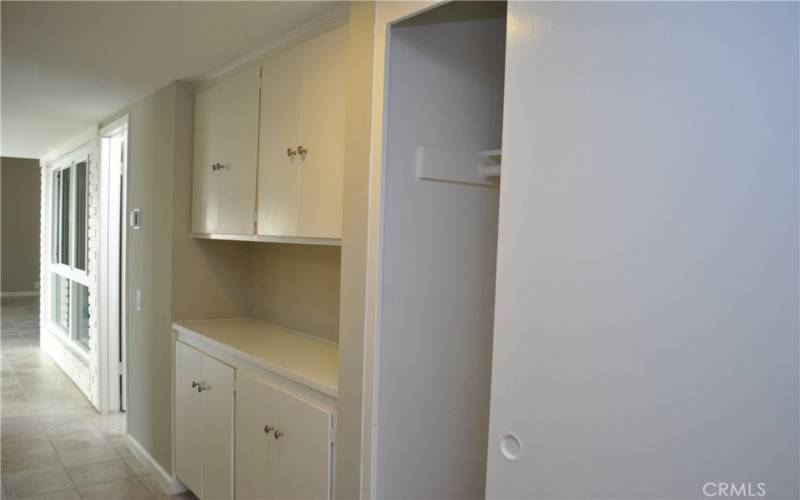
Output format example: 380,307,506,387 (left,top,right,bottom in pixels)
48,145,92,353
